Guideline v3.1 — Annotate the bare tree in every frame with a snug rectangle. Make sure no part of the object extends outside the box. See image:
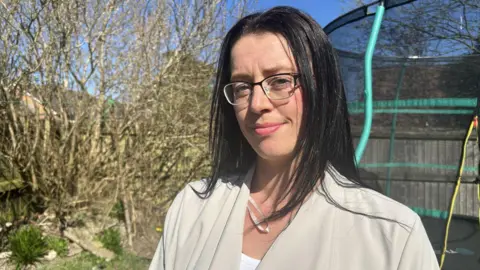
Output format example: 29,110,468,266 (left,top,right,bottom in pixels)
335,0,479,135
0,0,254,254
338,0,480,56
